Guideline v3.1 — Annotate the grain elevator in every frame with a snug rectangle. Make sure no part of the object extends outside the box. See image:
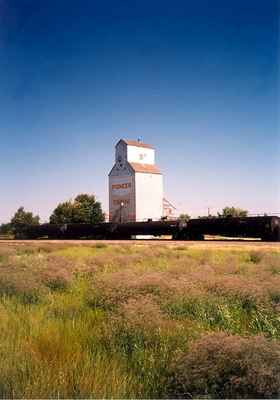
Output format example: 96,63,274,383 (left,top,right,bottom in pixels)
109,139,163,222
